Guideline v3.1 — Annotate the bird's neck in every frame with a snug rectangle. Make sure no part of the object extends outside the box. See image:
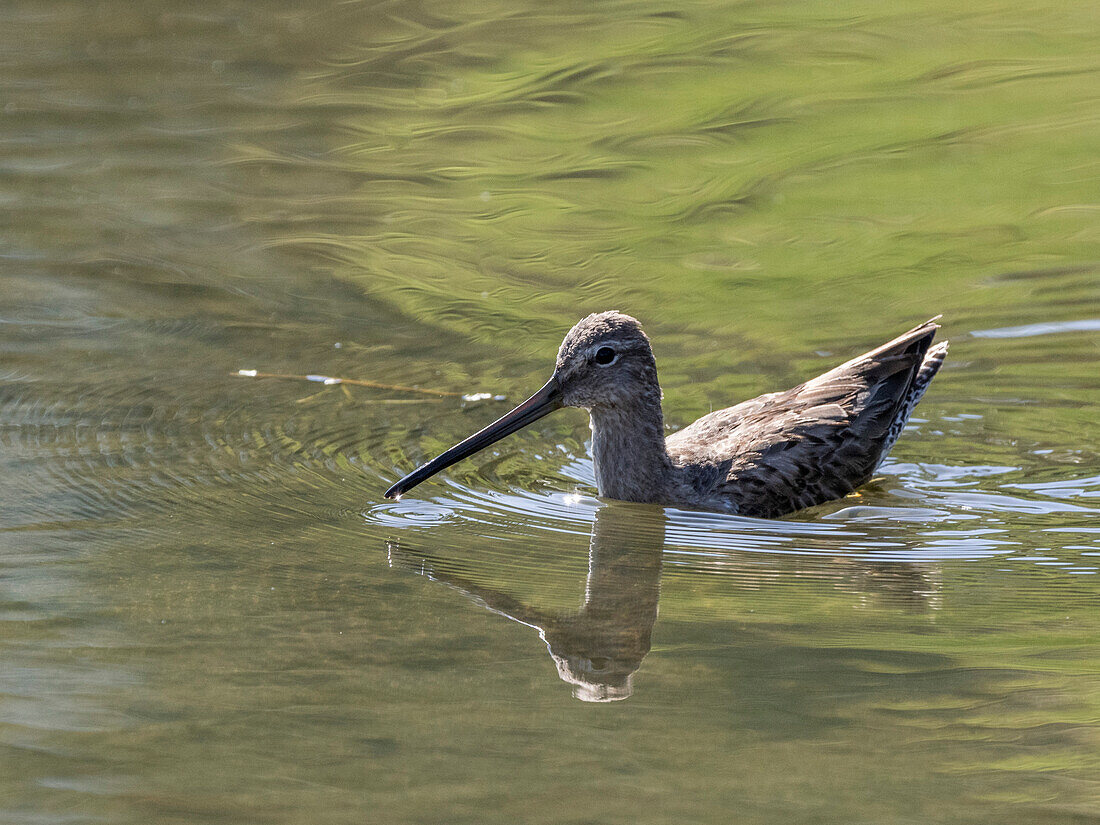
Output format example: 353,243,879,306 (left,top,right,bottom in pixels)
588,398,672,503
